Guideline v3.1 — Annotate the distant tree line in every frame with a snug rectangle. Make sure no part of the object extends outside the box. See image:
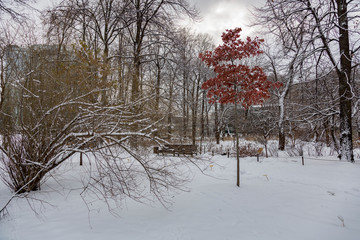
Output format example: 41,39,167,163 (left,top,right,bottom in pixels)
0,0,359,215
